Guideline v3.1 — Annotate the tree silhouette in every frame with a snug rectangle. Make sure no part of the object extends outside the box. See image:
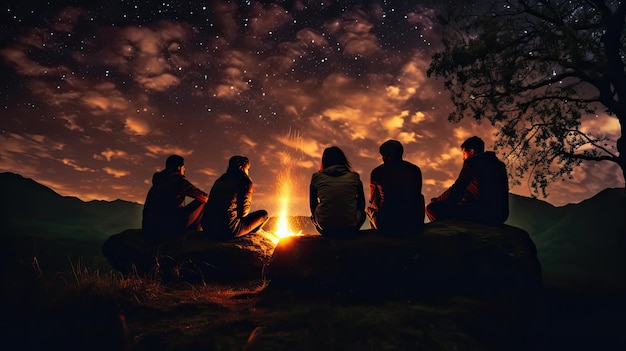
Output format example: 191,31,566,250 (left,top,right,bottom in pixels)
428,0,625,198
